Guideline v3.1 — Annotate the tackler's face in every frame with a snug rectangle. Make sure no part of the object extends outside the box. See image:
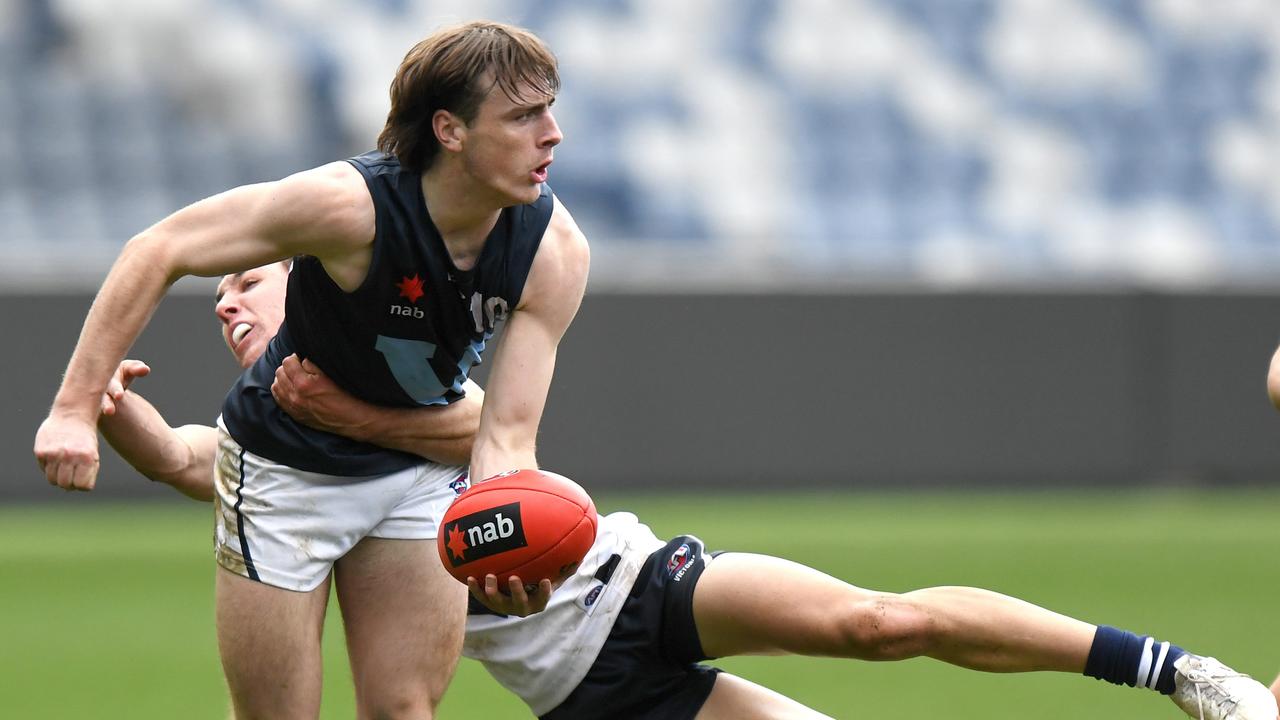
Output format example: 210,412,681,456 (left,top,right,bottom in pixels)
214,263,290,369
460,79,562,206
